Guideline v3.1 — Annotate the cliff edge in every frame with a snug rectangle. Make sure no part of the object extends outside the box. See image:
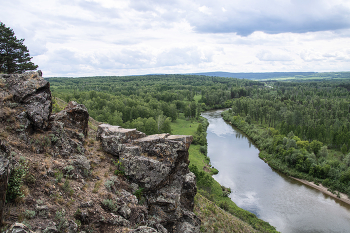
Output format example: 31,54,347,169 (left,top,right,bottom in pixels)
0,71,200,233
